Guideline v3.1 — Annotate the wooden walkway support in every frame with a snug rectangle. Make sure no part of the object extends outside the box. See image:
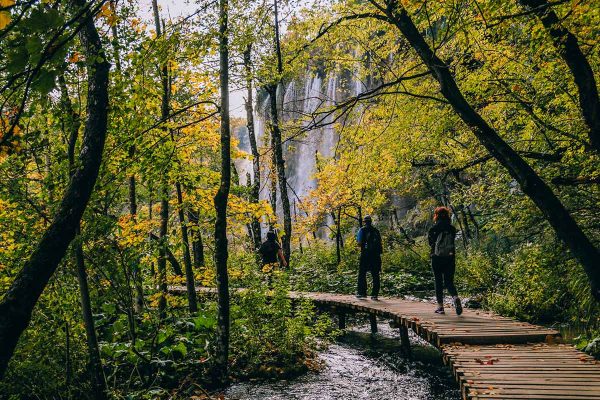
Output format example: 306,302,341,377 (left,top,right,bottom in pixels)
172,287,600,399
